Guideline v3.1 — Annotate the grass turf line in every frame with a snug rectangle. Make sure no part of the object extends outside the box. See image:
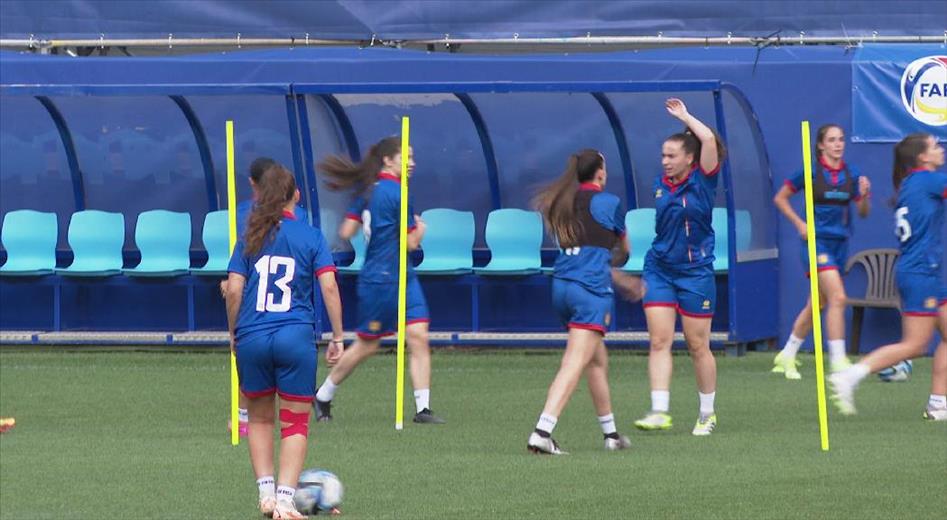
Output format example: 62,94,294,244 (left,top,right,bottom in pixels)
0,350,944,519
